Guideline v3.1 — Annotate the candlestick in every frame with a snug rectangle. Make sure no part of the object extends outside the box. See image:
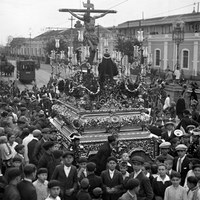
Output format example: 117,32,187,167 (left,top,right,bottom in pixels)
86,45,90,58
